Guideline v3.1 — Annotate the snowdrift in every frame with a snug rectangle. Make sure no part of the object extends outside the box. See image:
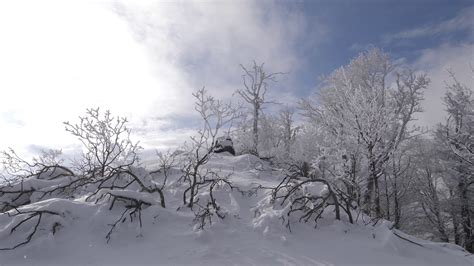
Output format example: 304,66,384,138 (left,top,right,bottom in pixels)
0,154,472,265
